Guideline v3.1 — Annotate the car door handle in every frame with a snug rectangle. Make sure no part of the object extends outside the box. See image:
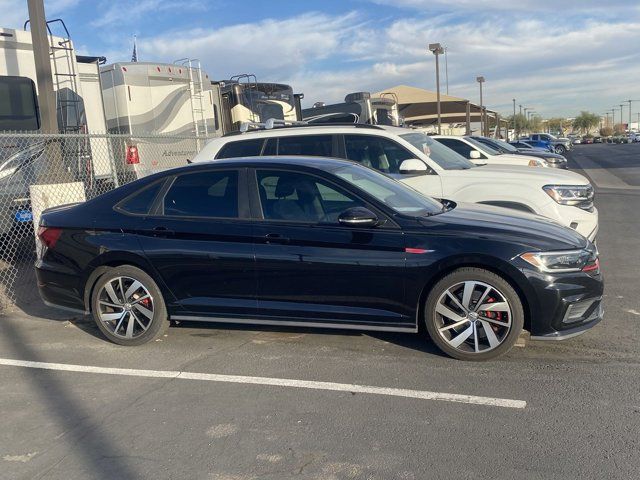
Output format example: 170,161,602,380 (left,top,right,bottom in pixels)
264,233,289,244
152,226,174,237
